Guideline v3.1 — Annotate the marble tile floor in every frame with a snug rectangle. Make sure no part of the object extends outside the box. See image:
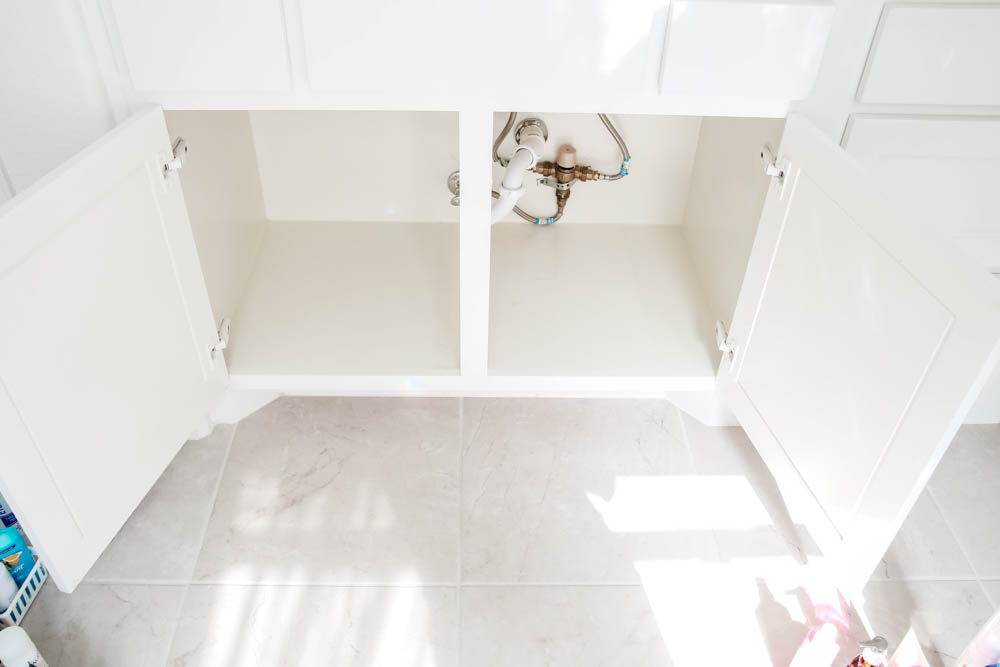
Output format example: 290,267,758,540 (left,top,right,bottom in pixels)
864,423,1000,667
22,397,878,666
